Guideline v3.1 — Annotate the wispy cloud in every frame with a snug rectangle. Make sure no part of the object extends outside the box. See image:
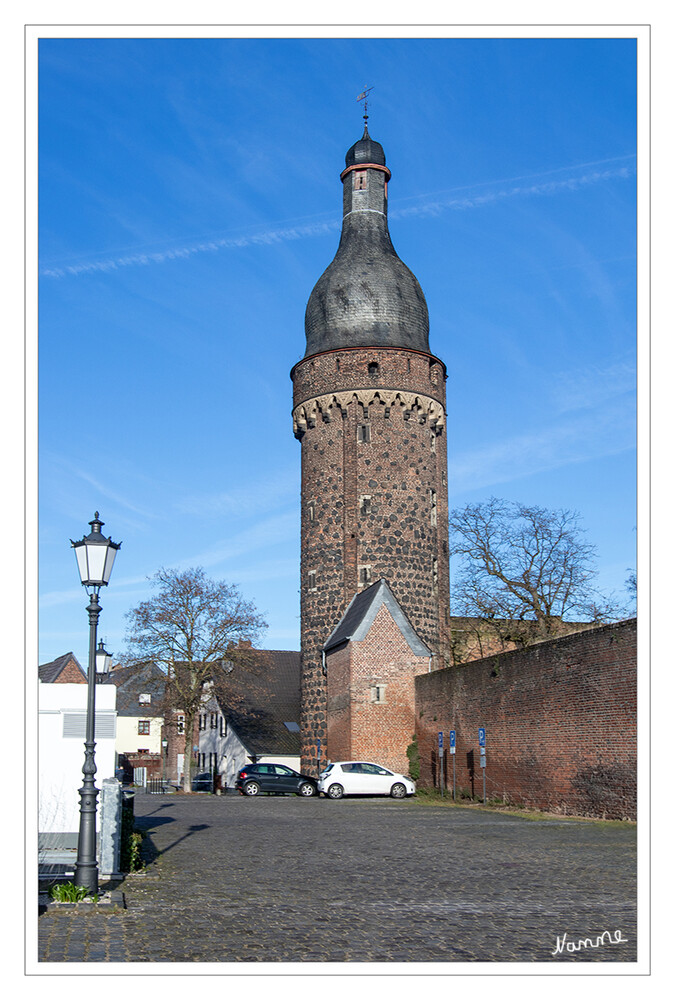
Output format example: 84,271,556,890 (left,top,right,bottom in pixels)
551,359,636,414
450,398,635,496
40,155,635,280
174,468,298,519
